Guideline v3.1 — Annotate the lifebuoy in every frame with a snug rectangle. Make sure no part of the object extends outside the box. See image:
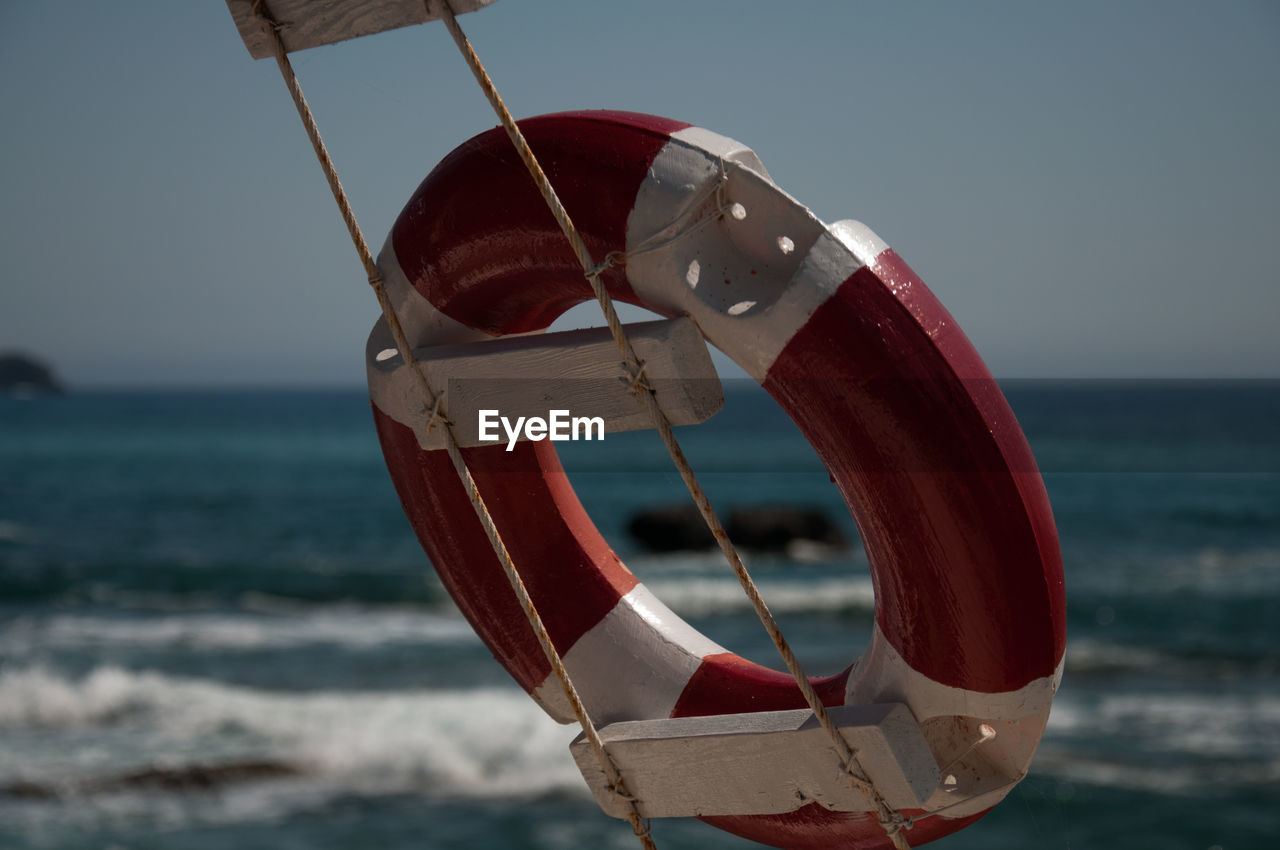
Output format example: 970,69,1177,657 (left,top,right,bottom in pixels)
367,111,1065,848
